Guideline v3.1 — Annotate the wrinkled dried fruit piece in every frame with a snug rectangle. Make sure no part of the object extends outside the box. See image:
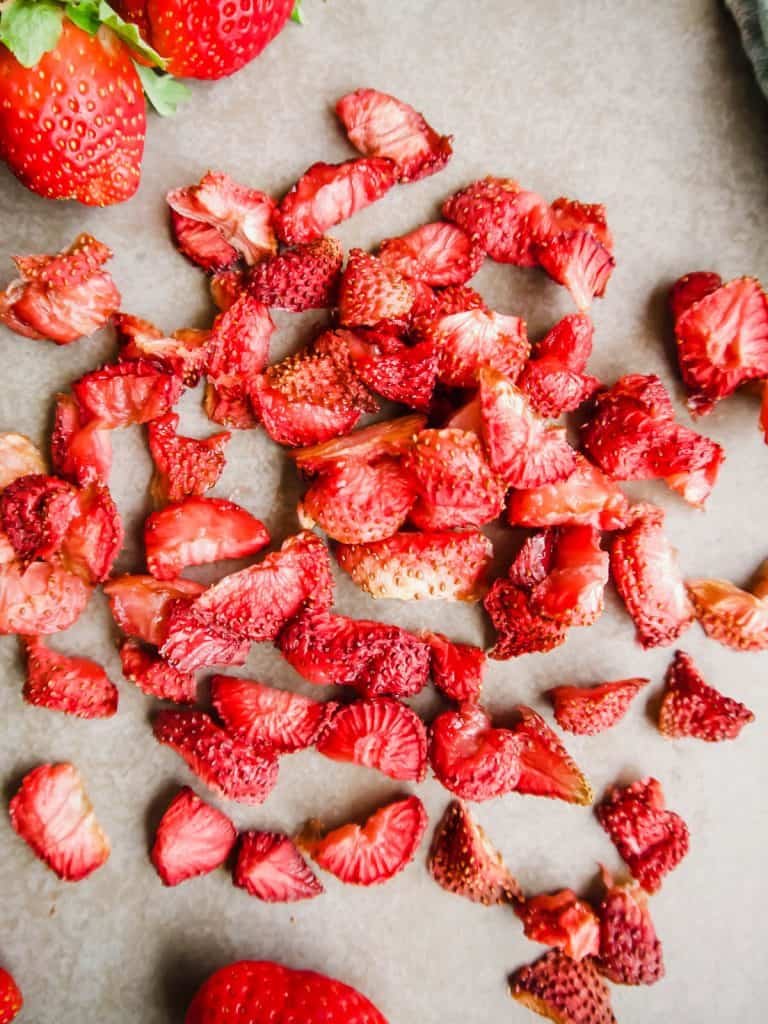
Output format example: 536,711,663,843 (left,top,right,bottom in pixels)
416,308,529,388
344,330,438,411
596,777,689,893
248,236,343,311
276,158,398,245
234,831,323,902
210,675,335,753
428,800,521,905
429,703,526,801
148,413,230,505
104,574,205,646
59,485,124,585
513,707,593,805
153,710,279,805
378,221,483,286
51,395,112,487
339,249,415,332
0,473,79,564
422,630,486,702
159,601,251,673
73,360,183,429
611,503,693,648
151,787,236,887
597,867,664,986
0,433,45,491
22,636,117,719
535,230,615,310
669,271,723,324
114,313,210,387
545,197,614,251
518,358,601,419
316,698,428,781
336,530,493,601
686,576,768,651
206,294,275,380
0,558,91,635
508,453,629,530
519,890,600,961
484,579,568,659
210,269,246,311
291,413,425,474
167,171,277,266
145,496,269,580
442,177,549,266
9,763,110,881
119,639,196,704
548,678,649,736
529,526,609,627
170,210,239,273
673,276,768,414
0,966,22,1023
510,949,616,1024
300,795,427,885
277,609,430,698
658,649,753,741
336,88,452,181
